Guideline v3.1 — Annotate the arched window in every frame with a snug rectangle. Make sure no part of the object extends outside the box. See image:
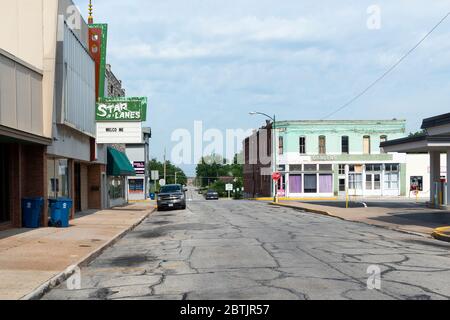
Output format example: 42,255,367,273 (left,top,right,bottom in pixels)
278,136,284,155
341,136,349,154
380,135,388,153
363,136,371,154
319,136,326,154
299,137,306,154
